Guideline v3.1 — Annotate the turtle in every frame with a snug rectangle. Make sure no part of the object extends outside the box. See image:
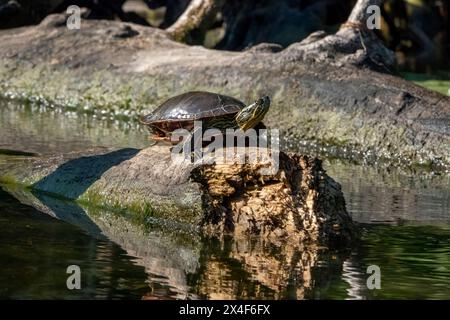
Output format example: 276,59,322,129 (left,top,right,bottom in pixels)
139,91,270,143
